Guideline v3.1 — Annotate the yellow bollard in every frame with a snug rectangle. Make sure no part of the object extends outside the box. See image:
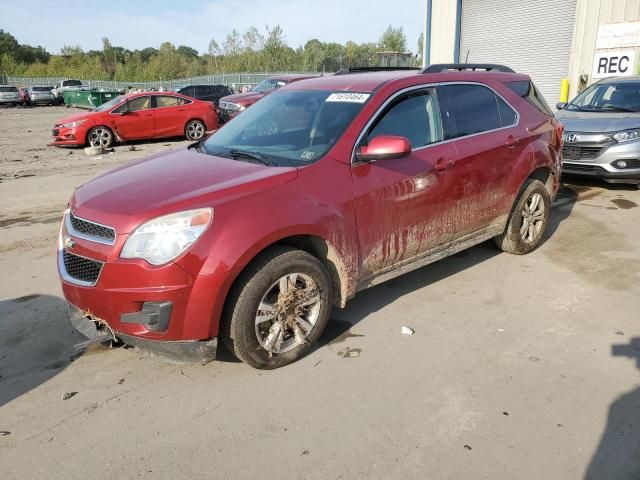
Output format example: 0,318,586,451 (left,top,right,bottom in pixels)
560,78,569,103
